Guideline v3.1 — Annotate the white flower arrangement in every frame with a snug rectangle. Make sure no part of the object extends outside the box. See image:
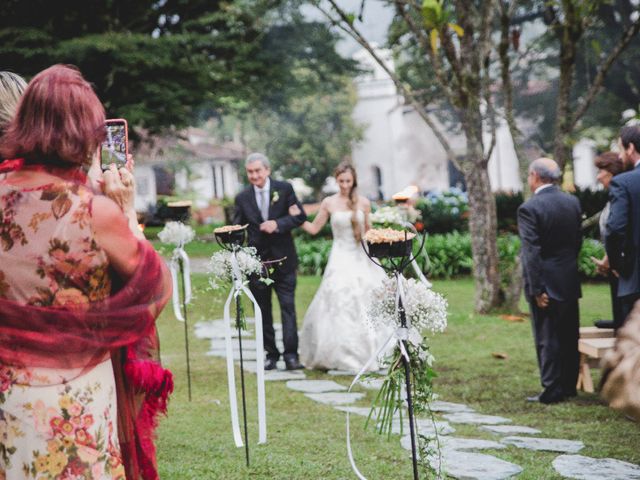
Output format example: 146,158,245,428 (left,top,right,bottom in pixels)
208,246,264,290
367,276,448,340
158,221,196,247
370,205,421,226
